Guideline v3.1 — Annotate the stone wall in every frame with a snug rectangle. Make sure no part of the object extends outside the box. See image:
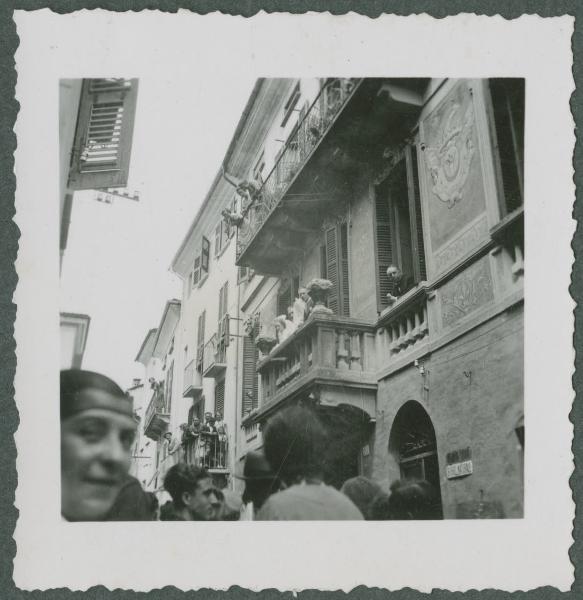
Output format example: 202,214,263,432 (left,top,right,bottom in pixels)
373,303,524,518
